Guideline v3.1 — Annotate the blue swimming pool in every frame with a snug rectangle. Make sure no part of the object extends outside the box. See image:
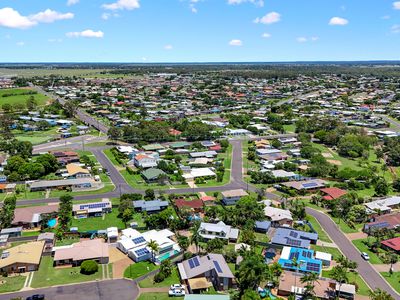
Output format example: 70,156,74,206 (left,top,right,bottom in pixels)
158,250,179,262
47,218,57,228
